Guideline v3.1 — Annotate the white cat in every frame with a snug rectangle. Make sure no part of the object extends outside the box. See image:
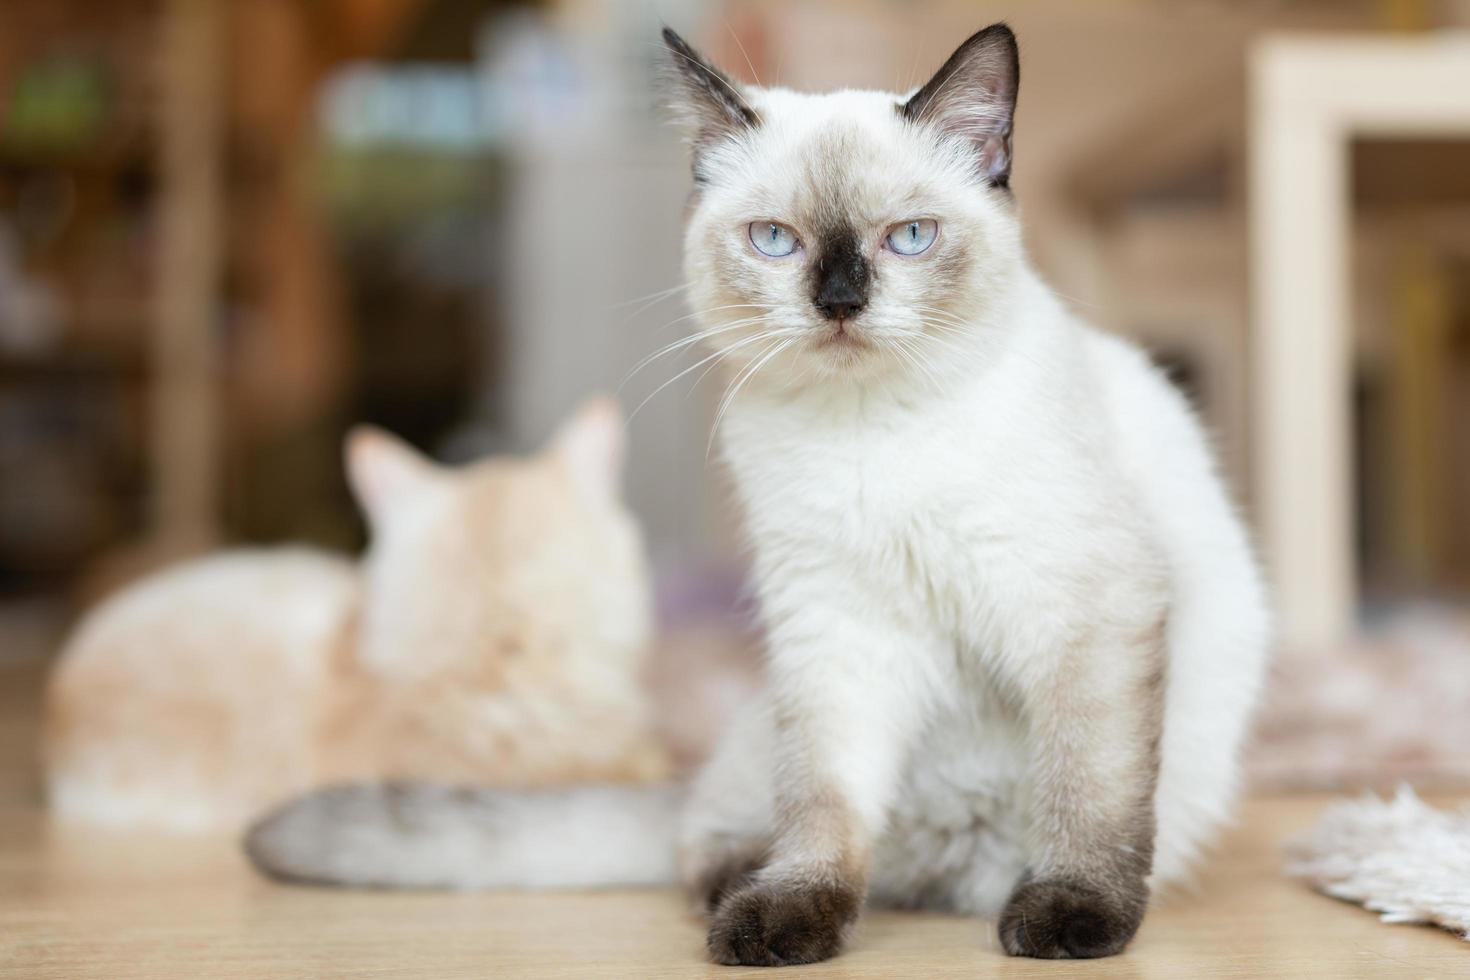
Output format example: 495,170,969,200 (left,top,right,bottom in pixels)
246,24,1269,964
